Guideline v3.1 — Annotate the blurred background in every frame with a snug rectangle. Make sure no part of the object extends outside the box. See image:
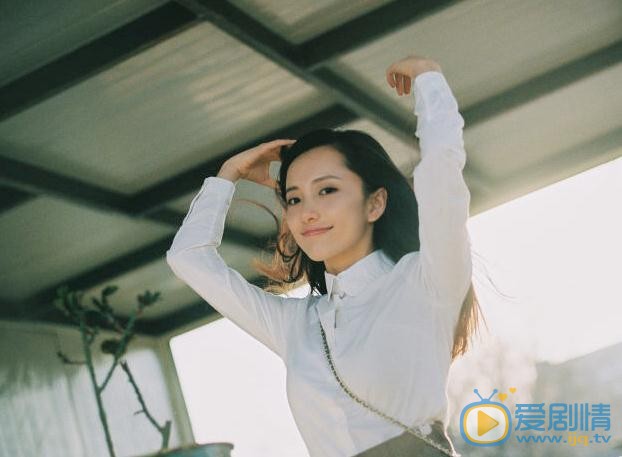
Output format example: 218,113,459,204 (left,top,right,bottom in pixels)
1,0,621,456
